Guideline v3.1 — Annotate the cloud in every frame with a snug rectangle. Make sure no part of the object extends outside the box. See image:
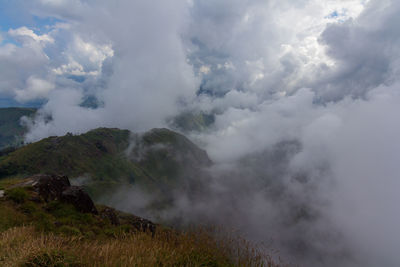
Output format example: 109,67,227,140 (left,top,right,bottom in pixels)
24,0,199,139
0,18,115,104
291,82,400,266
15,76,55,102
313,0,400,100
9,26,54,44
186,0,368,103
0,30,51,102
53,35,114,76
